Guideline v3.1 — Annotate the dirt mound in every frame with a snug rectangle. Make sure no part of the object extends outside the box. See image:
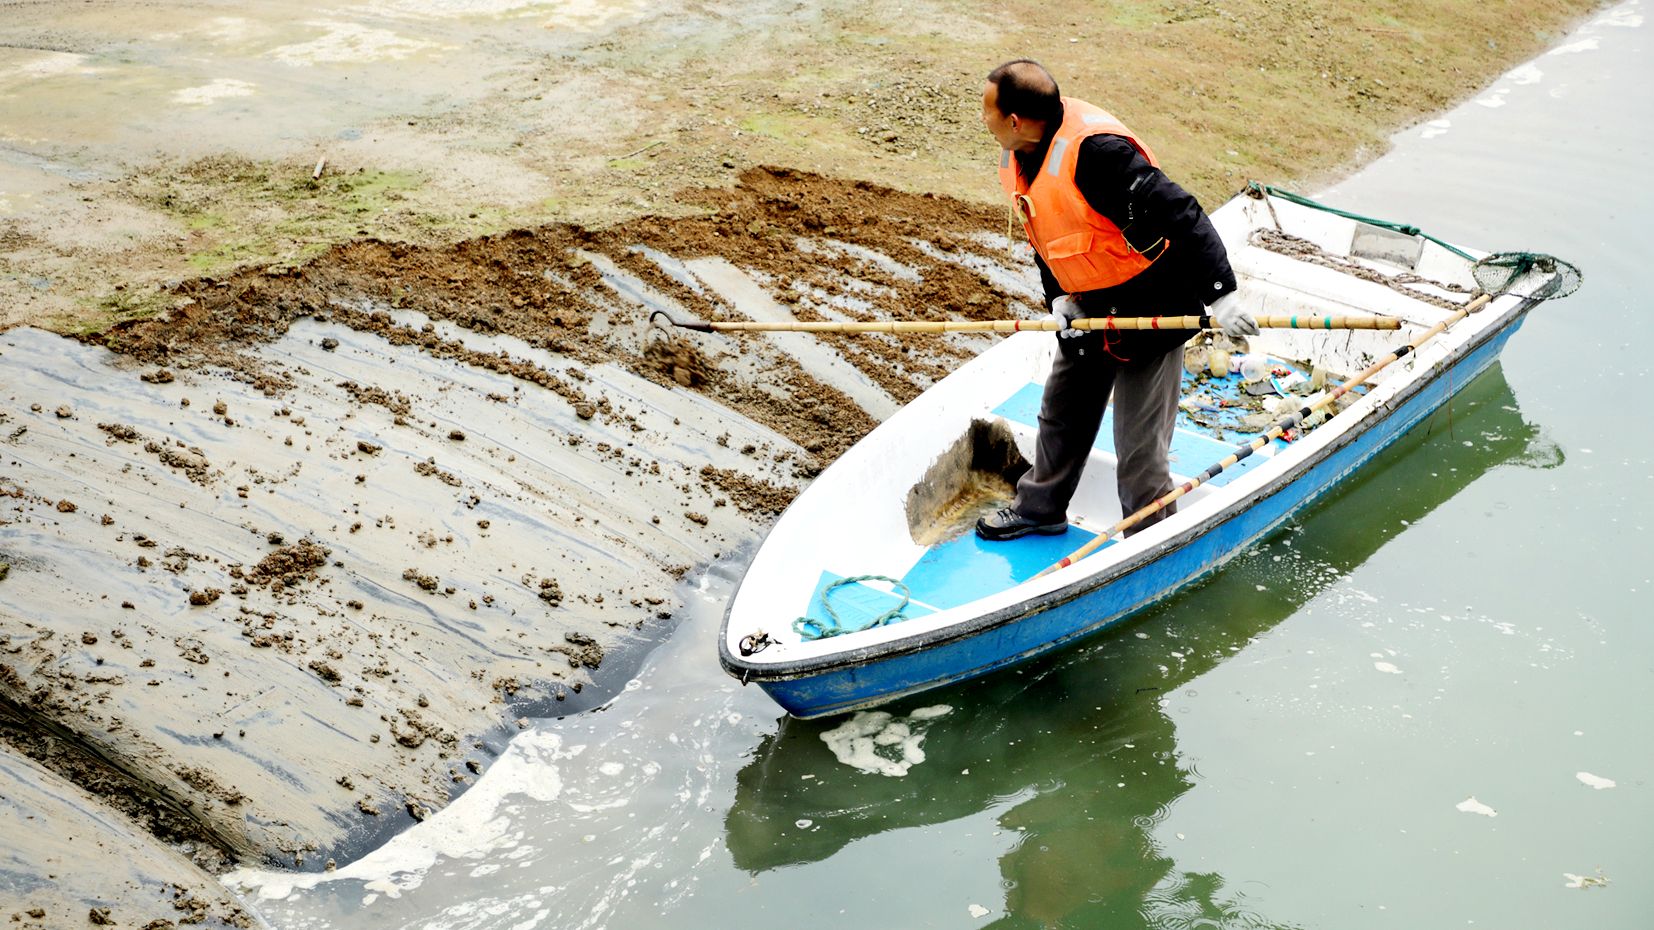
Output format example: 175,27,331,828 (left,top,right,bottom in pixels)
247,539,330,591
643,332,711,388
90,168,1023,466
